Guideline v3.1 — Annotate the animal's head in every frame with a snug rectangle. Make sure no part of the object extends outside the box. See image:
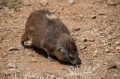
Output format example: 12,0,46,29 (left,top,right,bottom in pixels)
54,36,81,66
